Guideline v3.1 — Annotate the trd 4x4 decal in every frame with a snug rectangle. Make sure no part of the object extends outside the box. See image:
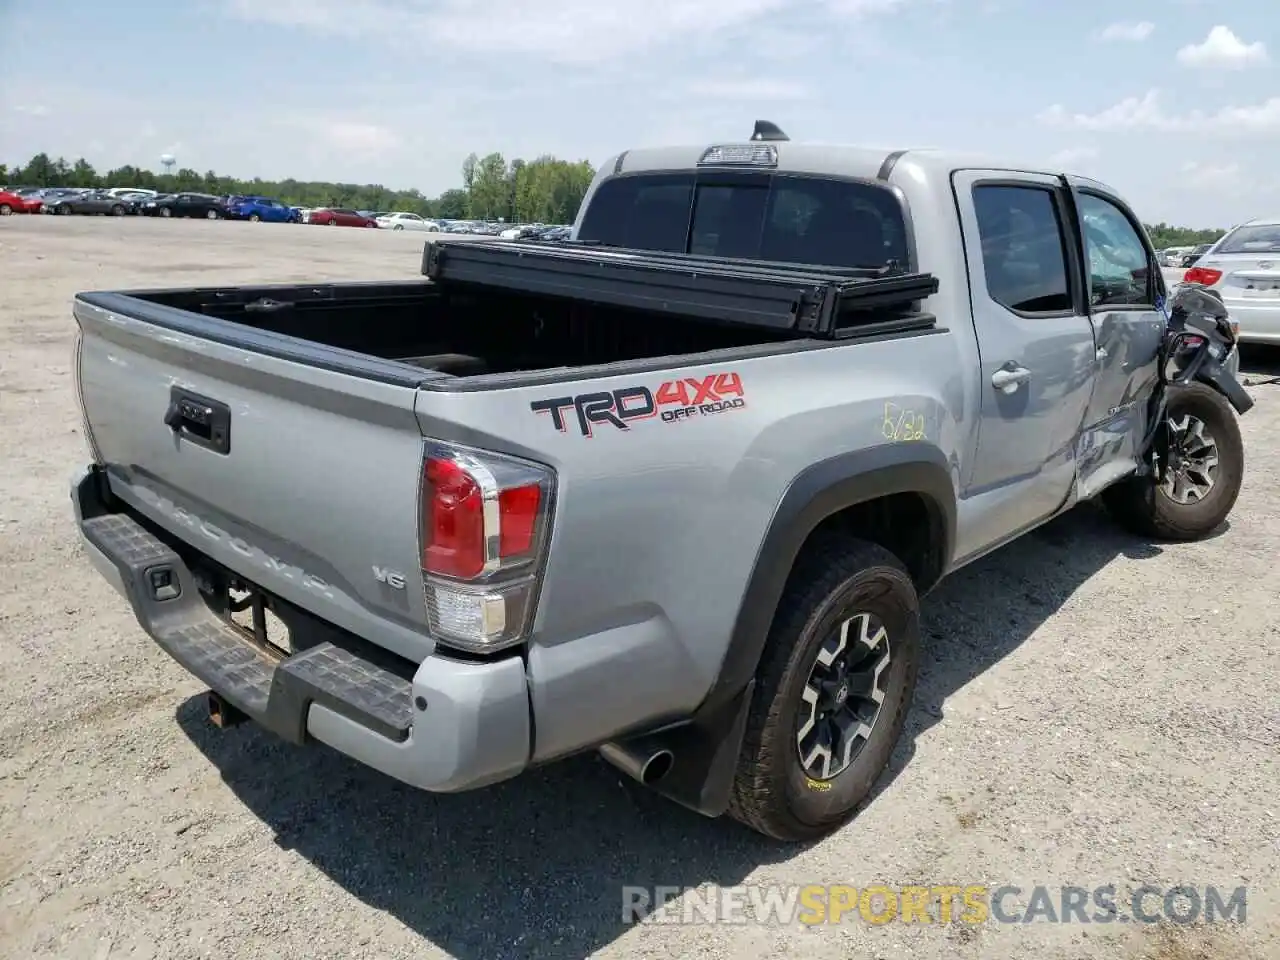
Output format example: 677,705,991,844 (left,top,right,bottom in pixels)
531,372,746,437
